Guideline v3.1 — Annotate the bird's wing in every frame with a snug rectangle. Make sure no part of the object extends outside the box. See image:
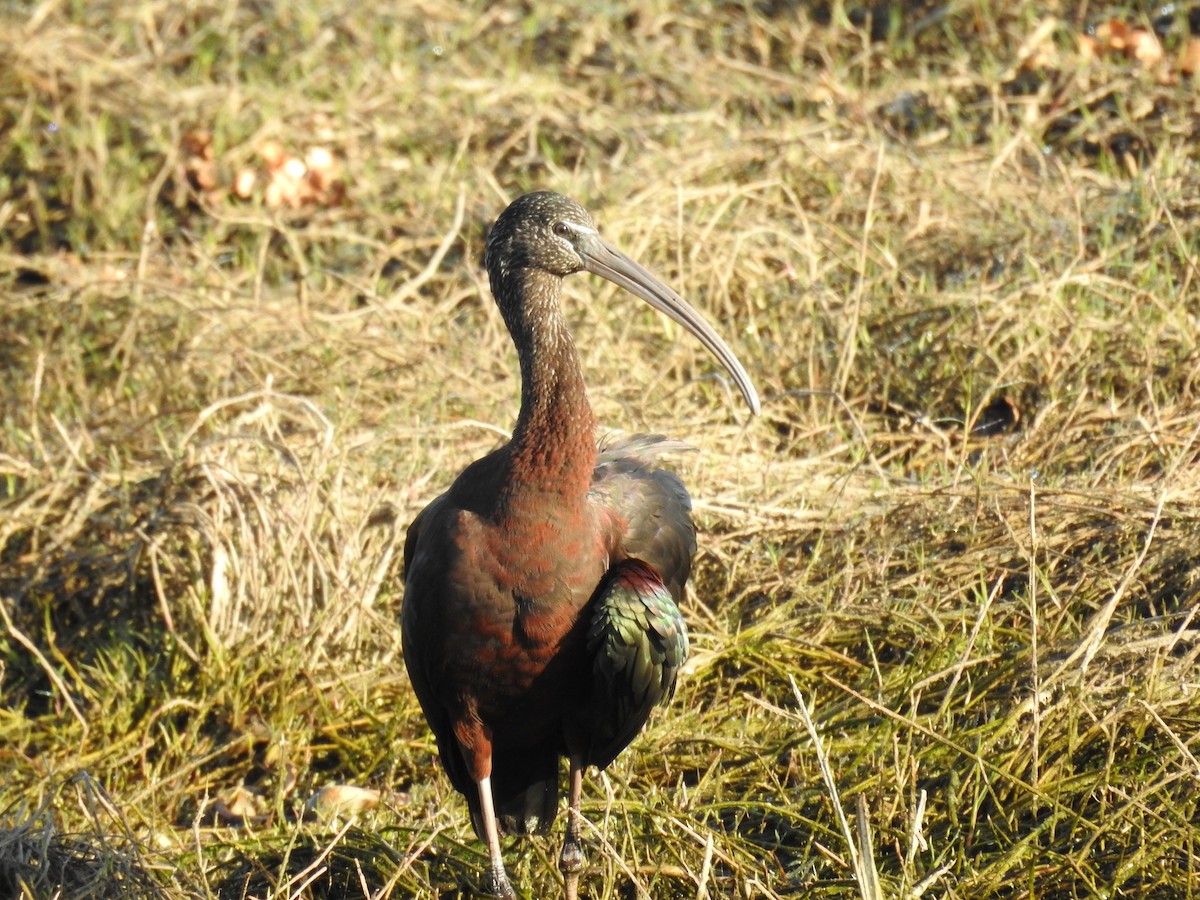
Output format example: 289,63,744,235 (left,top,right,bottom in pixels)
589,433,698,603
581,558,689,769
401,496,434,574
400,492,479,800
